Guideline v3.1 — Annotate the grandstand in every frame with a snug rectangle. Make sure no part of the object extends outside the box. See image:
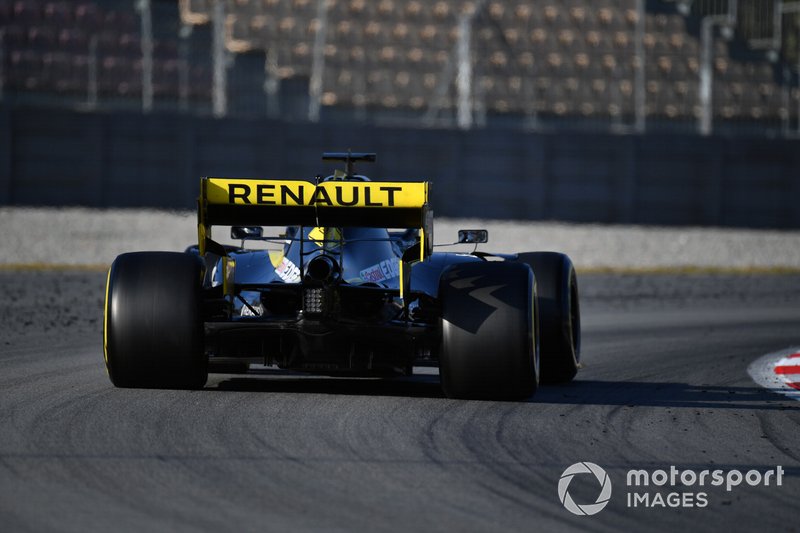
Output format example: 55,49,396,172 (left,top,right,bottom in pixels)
1,0,799,135
0,0,213,111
